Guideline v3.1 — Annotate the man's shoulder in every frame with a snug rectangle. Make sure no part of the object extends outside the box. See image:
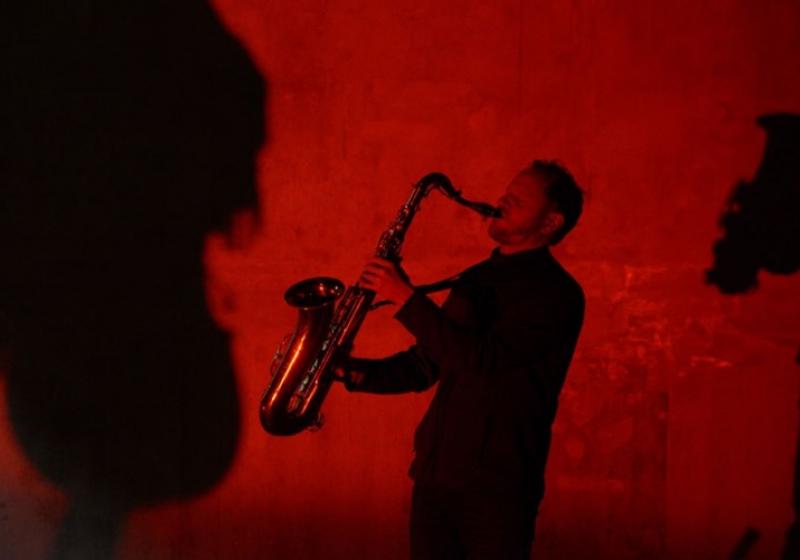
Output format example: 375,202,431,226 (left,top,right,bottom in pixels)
543,253,585,309
458,247,584,308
